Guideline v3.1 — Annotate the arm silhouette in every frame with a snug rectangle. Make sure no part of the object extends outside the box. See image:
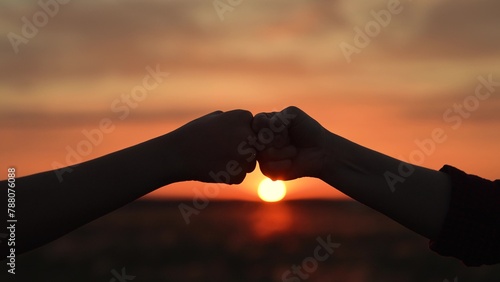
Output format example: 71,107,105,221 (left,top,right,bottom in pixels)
0,110,256,256
253,106,451,240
